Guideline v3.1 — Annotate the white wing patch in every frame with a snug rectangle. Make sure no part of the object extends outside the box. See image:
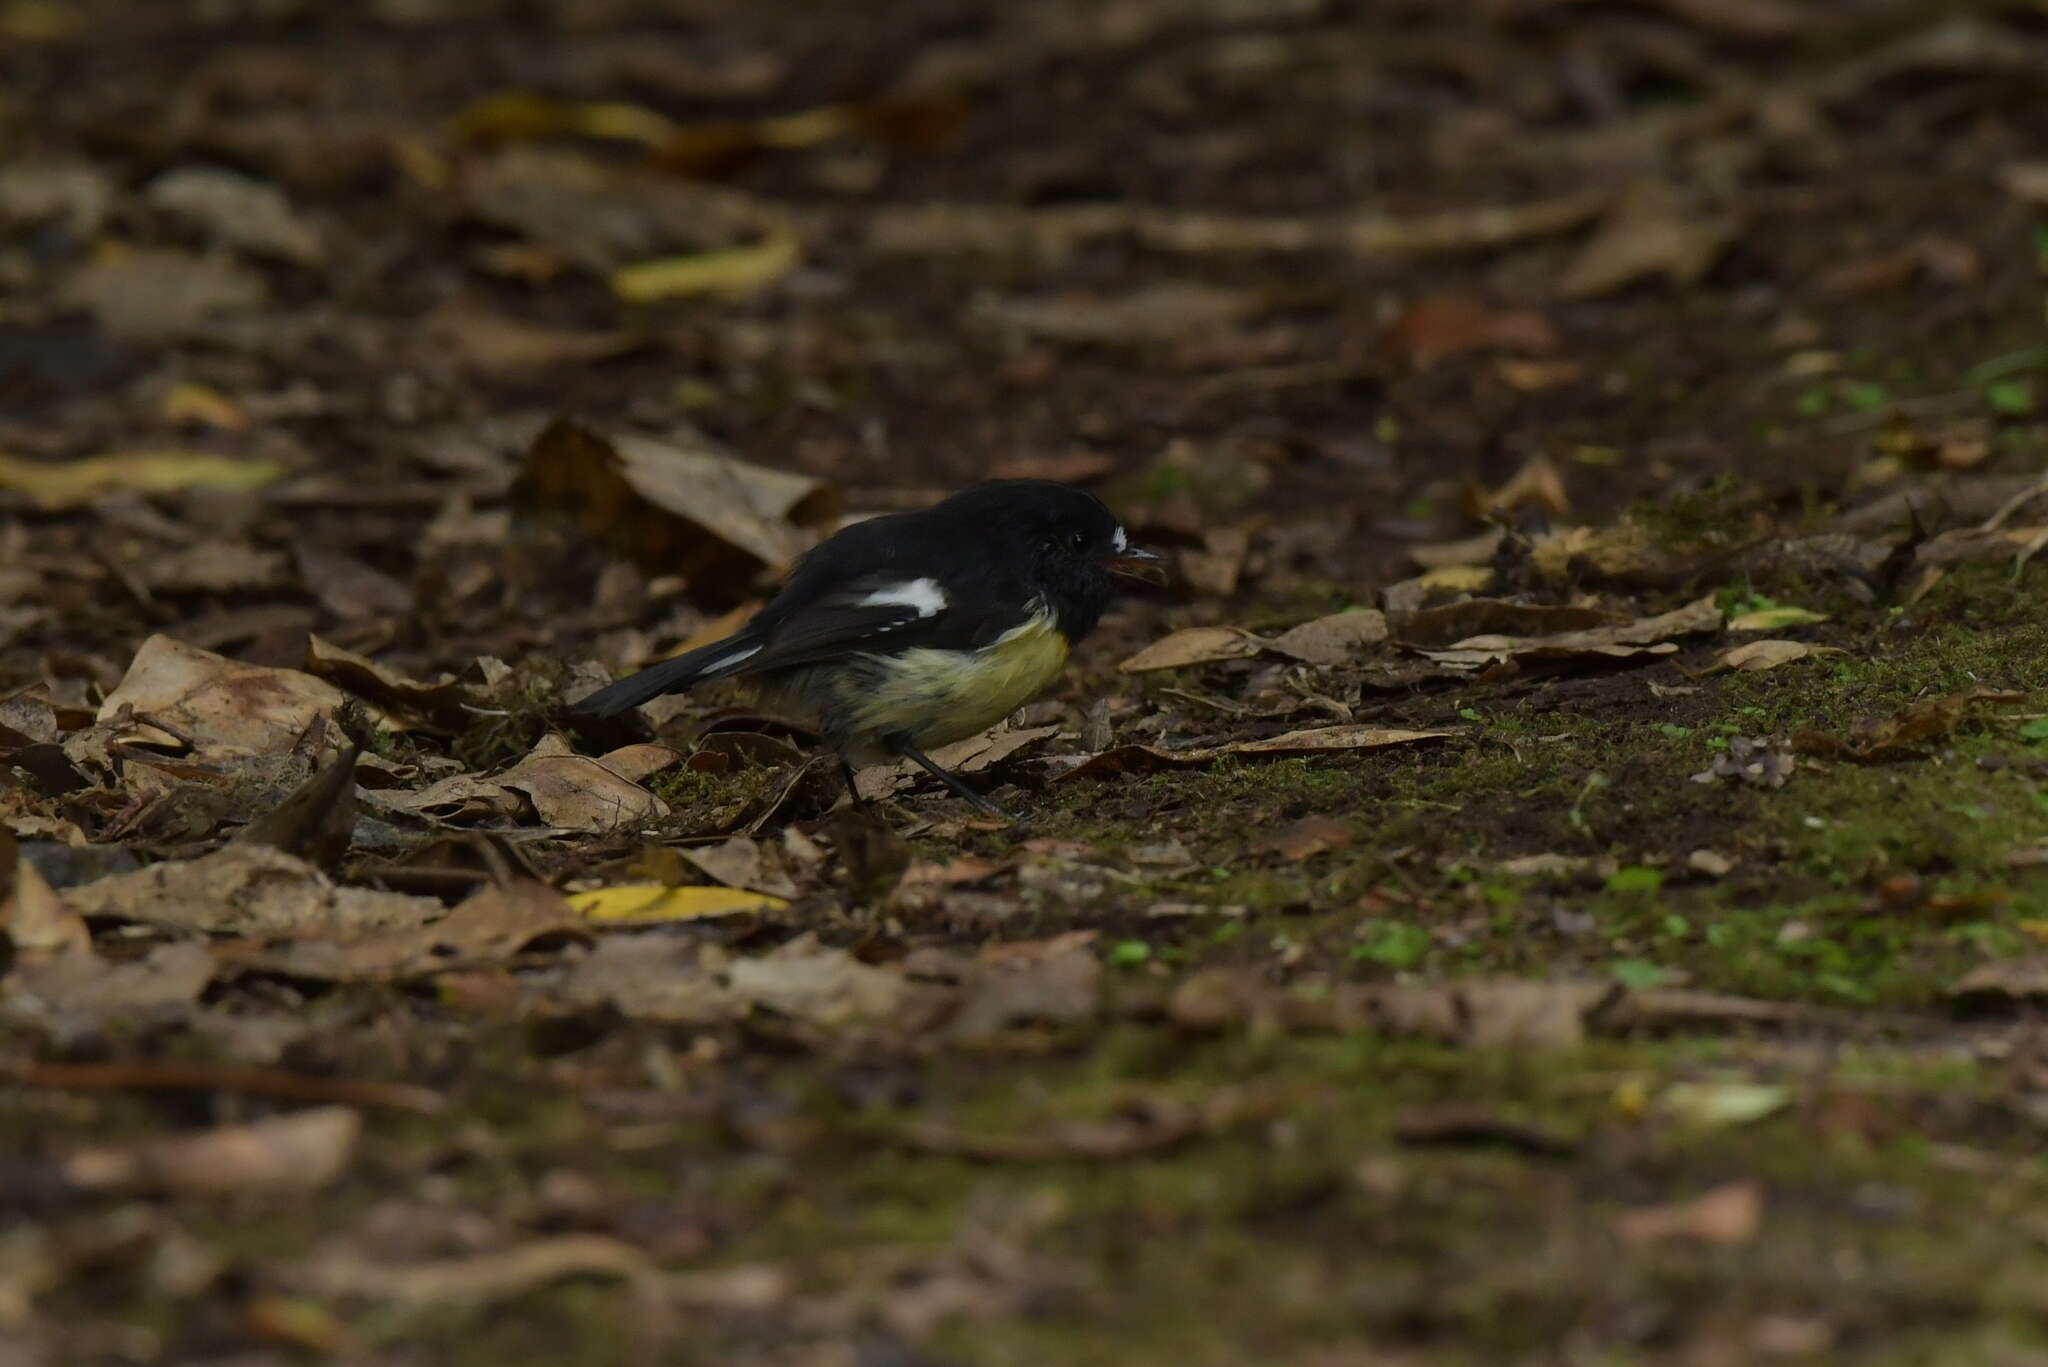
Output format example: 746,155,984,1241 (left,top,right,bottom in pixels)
859,577,948,618
703,644,761,673
1112,525,1128,552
